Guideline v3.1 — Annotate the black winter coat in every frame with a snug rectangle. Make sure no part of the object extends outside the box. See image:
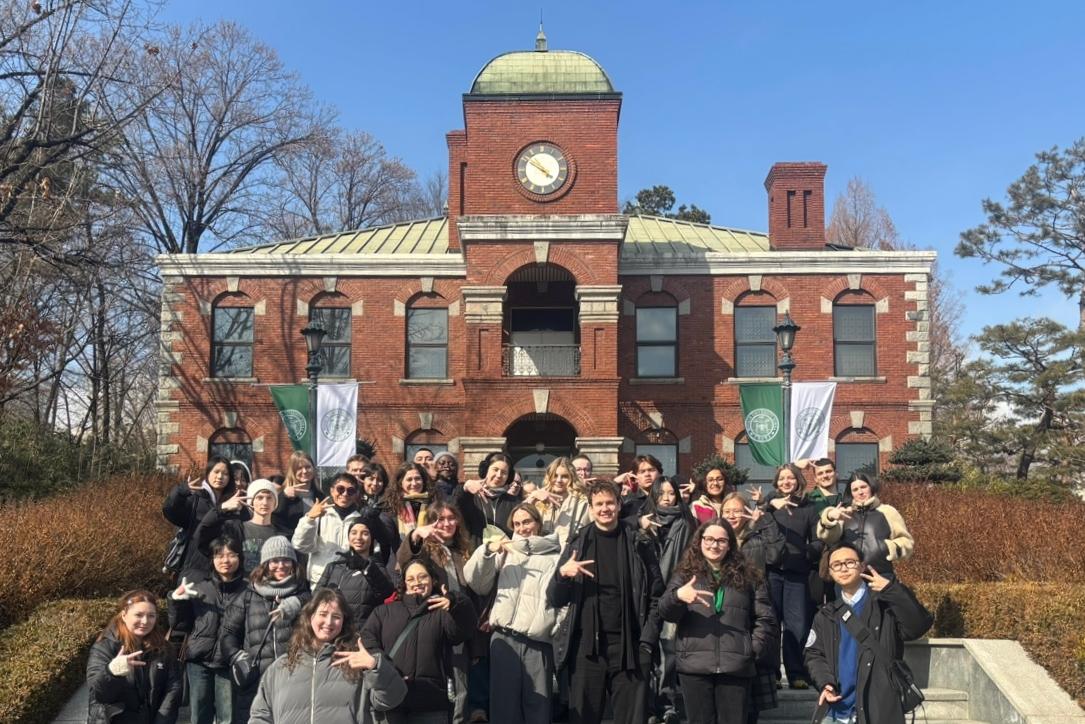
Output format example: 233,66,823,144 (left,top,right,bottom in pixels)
658,573,777,677
738,515,786,572
766,497,821,574
546,522,664,672
169,575,247,668
804,581,933,724
86,633,182,724
453,486,521,540
162,482,236,580
191,507,292,574
317,551,396,628
360,591,477,713
221,578,311,683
